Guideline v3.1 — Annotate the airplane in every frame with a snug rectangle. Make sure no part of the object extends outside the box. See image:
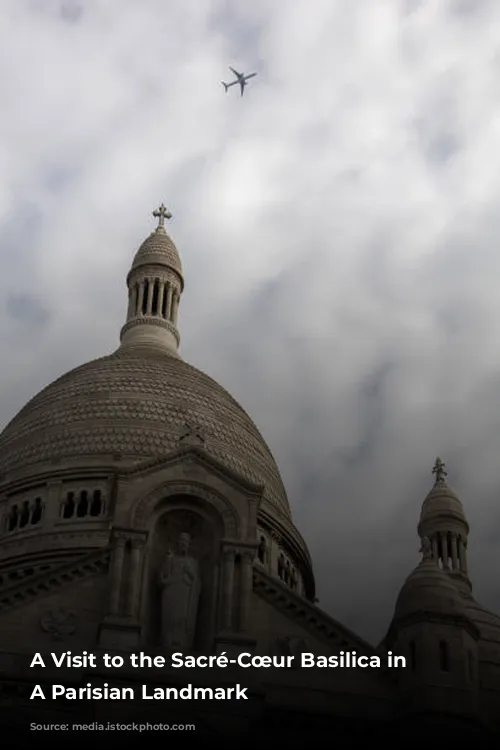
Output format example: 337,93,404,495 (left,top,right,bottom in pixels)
221,67,257,97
